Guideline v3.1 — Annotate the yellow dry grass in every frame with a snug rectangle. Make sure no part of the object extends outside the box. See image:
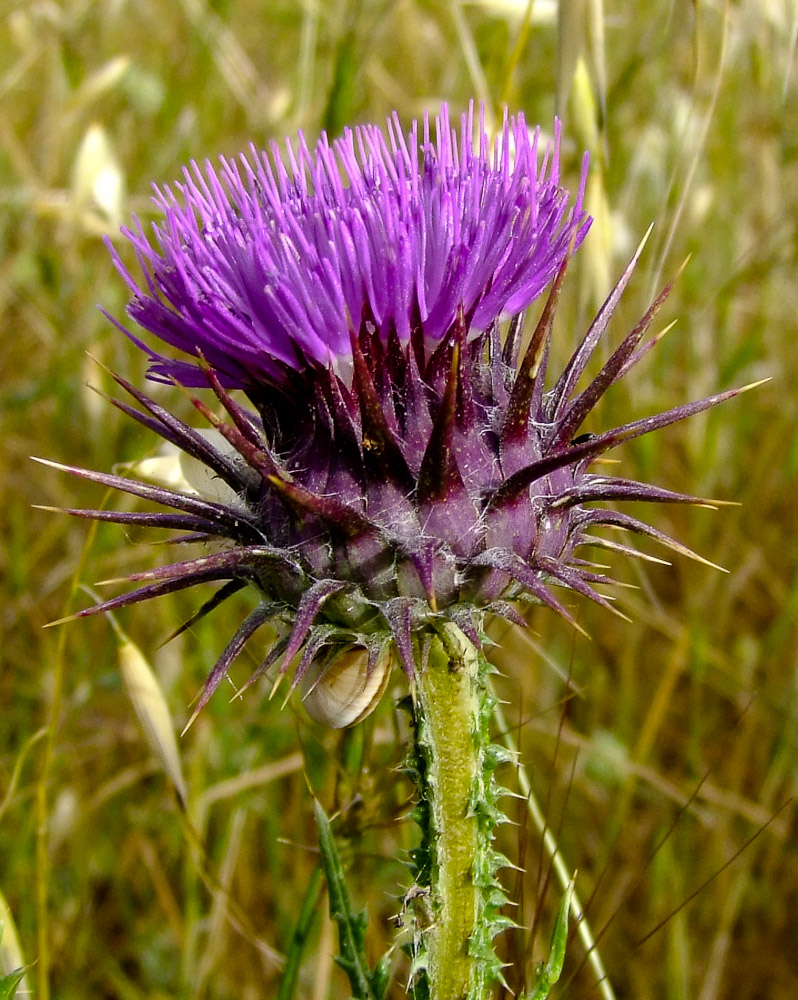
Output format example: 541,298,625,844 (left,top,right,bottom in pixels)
1,2,796,997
